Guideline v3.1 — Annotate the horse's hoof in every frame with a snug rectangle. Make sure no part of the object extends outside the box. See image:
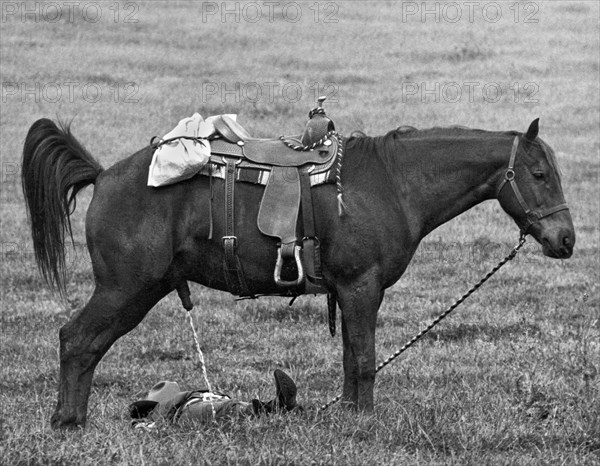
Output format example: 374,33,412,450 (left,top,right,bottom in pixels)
50,412,85,430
